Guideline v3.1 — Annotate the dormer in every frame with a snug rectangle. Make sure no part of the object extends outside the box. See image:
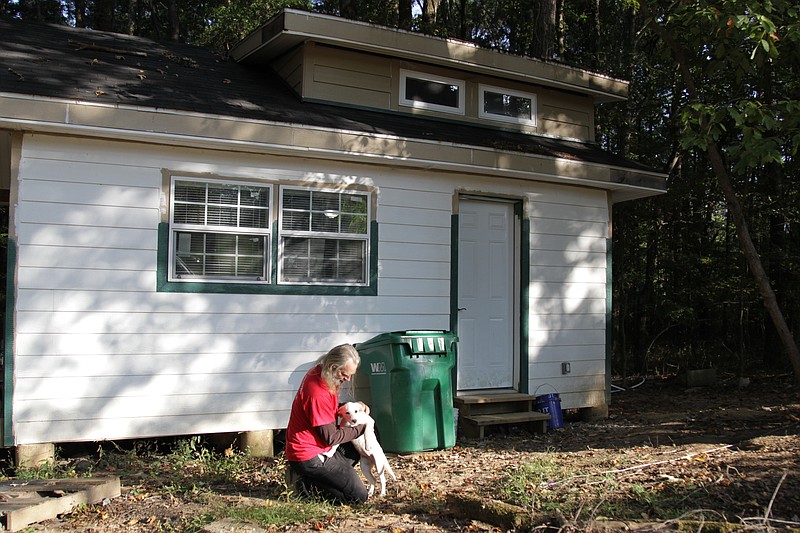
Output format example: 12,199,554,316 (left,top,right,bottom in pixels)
230,9,628,143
